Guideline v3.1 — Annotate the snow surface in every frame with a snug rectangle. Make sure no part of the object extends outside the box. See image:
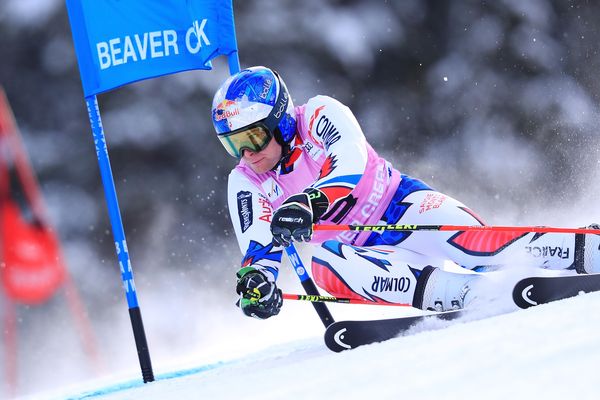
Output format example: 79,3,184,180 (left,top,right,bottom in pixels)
18,287,600,400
